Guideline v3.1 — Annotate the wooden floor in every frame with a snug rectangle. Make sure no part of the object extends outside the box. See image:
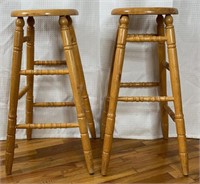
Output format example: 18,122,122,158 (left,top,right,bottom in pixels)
0,138,199,183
